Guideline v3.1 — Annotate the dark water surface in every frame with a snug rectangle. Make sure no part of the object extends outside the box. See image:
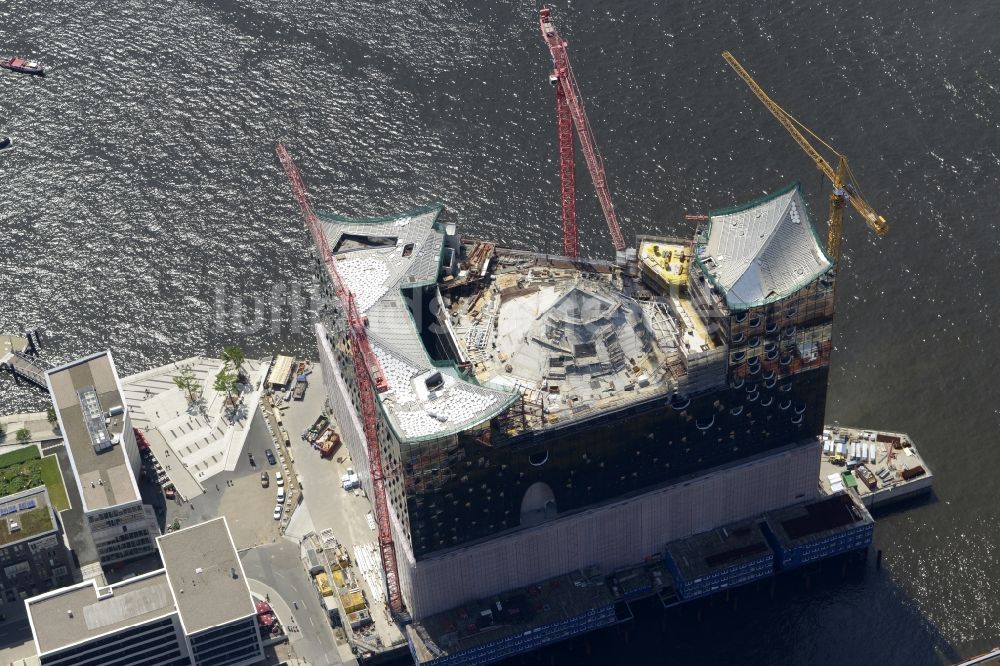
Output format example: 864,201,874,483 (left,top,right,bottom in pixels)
3,0,1000,663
